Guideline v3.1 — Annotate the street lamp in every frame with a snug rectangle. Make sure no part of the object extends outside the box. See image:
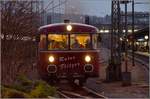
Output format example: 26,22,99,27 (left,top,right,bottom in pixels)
120,37,123,41
144,35,149,52
120,0,135,67
144,35,148,40
120,0,132,86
